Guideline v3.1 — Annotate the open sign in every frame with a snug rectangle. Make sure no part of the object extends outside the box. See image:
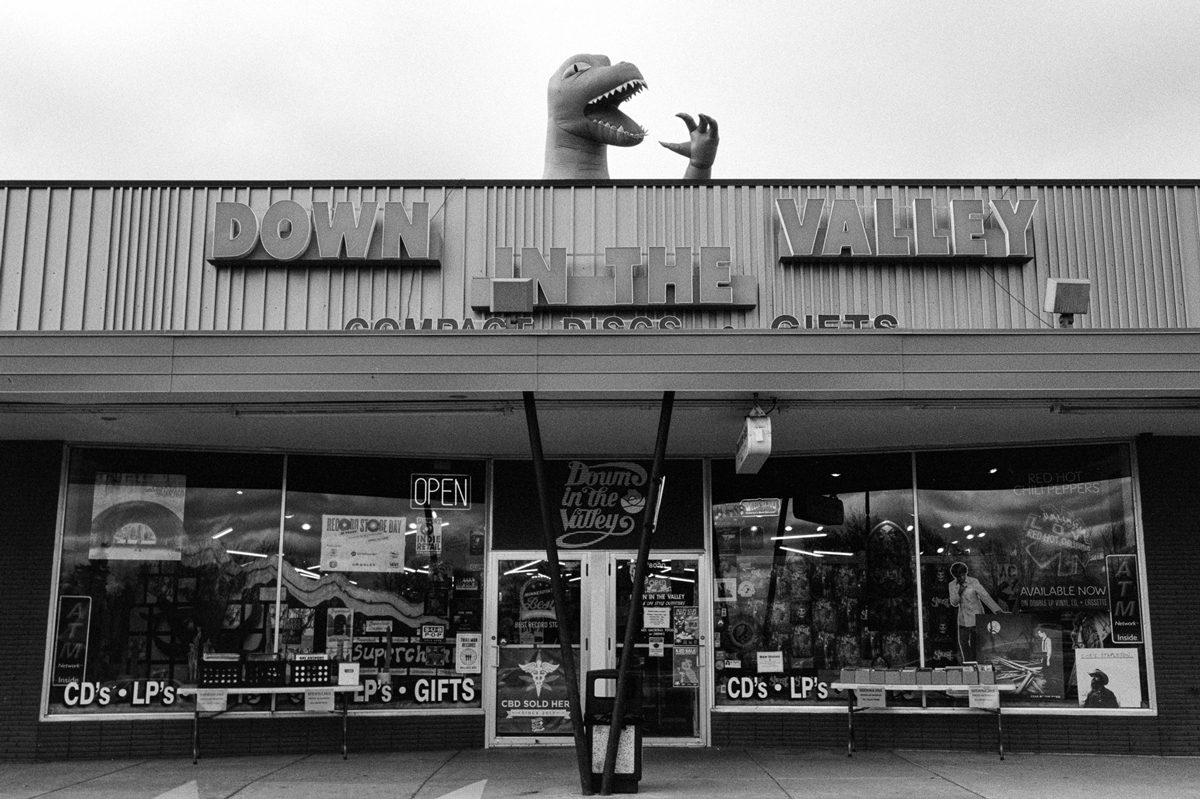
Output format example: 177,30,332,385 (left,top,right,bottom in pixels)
411,474,472,510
